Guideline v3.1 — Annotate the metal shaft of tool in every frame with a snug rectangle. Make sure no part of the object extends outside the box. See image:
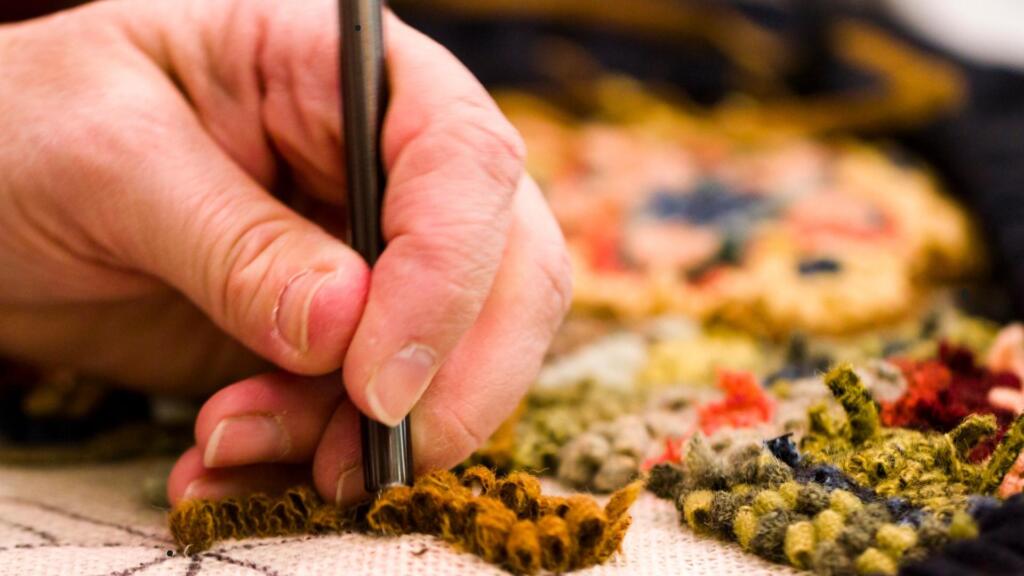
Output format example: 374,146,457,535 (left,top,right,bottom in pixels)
340,0,414,492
